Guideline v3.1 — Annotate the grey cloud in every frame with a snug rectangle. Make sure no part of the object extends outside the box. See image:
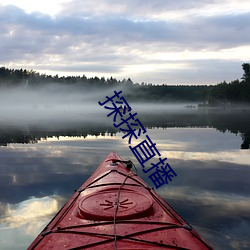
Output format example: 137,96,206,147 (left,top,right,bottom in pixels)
1,4,249,50
184,13,250,49
60,0,216,18
0,2,249,84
